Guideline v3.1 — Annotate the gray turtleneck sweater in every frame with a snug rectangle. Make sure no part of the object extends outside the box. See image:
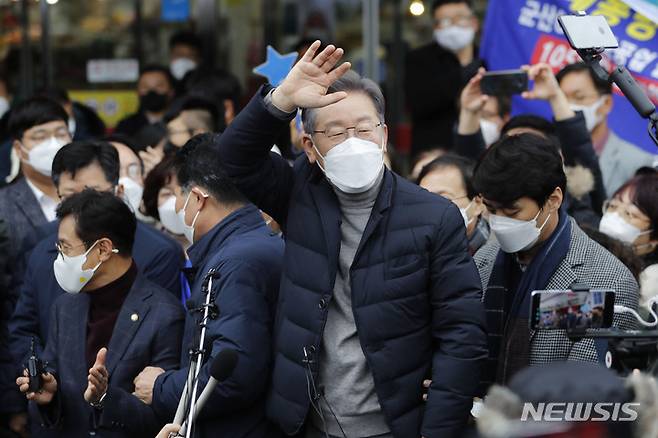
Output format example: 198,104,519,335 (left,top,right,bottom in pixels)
311,170,391,437
260,92,390,436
